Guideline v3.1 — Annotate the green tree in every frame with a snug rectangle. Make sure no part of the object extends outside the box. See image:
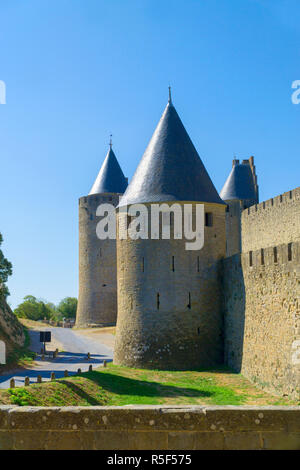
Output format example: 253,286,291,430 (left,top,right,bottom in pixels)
0,233,12,300
57,297,78,319
14,295,55,321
